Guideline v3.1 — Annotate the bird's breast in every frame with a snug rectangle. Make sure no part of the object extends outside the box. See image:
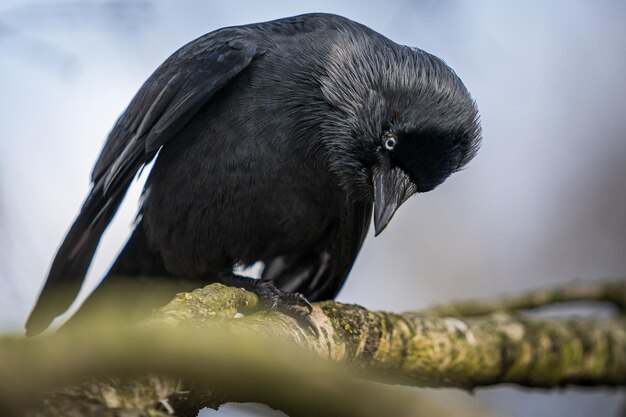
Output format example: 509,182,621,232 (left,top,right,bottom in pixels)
141,126,342,277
